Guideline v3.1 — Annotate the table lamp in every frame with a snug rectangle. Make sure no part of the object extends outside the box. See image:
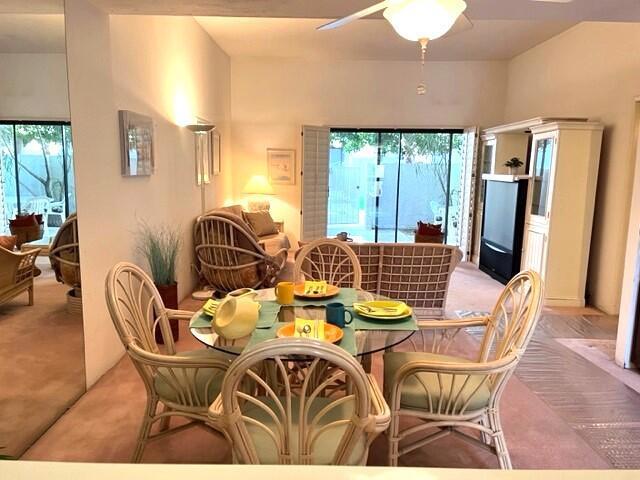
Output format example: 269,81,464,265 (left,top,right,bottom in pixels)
243,175,274,212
